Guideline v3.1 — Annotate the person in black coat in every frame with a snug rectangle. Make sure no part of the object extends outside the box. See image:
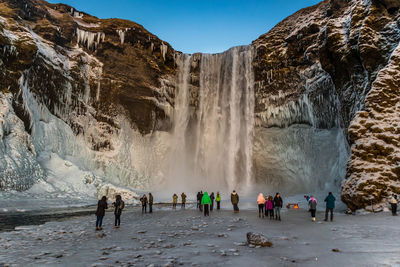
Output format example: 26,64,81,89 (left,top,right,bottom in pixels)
95,196,108,231
273,193,283,221
149,193,154,213
196,192,201,210
113,195,124,228
210,192,215,211
199,191,204,212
